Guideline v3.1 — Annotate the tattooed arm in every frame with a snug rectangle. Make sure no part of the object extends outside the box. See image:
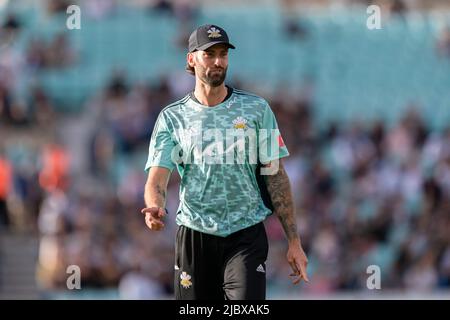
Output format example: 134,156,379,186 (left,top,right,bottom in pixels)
142,167,171,231
264,160,309,284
